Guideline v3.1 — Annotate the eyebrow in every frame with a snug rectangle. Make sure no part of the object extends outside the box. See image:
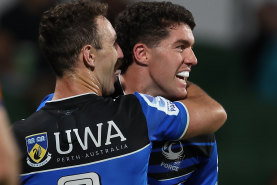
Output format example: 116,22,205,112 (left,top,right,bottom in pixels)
175,39,194,46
